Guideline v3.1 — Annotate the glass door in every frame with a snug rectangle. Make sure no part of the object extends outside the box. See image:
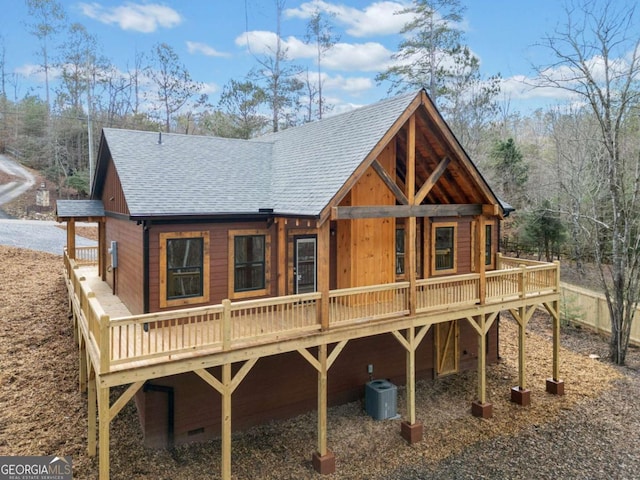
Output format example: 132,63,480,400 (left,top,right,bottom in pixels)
294,236,317,294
